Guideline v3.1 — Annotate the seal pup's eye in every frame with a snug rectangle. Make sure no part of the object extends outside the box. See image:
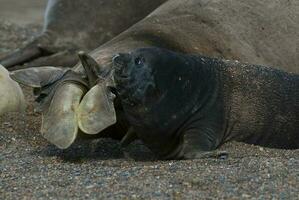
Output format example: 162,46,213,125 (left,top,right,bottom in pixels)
135,57,145,66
